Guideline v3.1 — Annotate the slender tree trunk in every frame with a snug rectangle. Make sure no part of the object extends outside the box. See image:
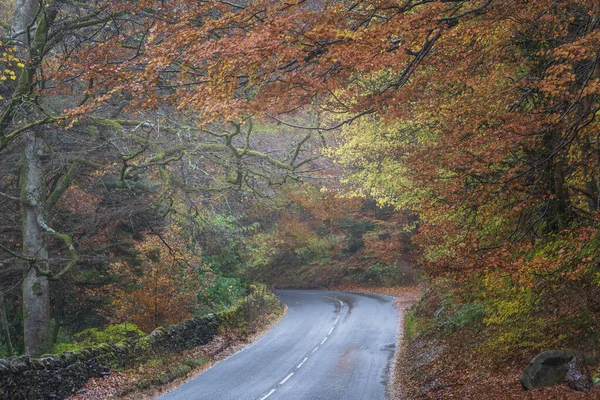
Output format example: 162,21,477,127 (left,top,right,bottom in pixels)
20,131,51,357
0,292,14,357
51,289,63,346
543,129,572,232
